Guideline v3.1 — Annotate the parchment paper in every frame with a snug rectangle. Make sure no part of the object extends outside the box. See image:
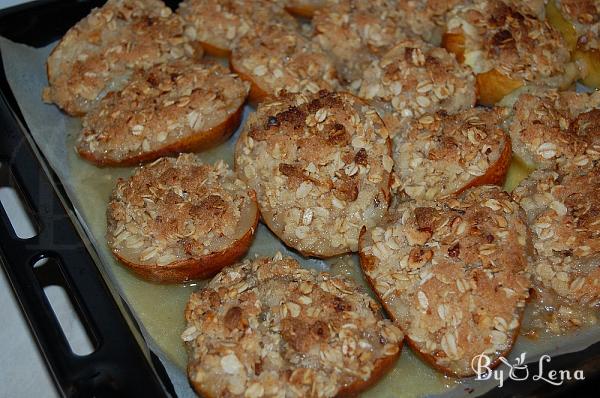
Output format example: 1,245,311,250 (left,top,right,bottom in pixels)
1,36,598,398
